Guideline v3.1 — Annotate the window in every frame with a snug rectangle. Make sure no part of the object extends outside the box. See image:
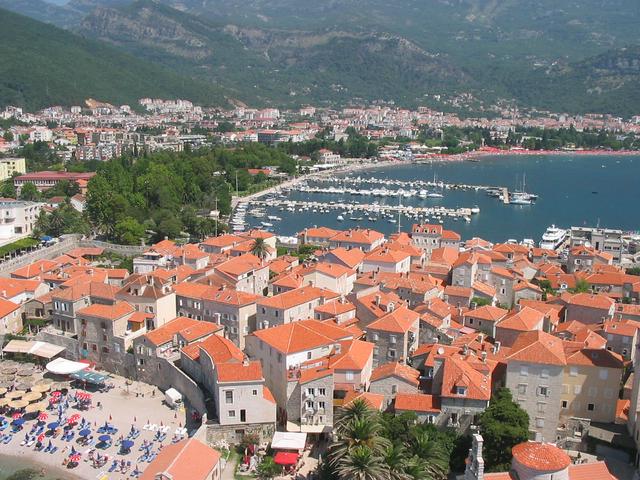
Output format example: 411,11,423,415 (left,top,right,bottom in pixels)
306,401,313,409
372,333,379,341
102,346,109,353
252,389,258,396
240,409,246,422
456,386,467,396
574,385,582,395
537,402,546,413
468,318,474,325
520,365,528,376
390,335,397,344
307,352,312,360
587,403,595,411
562,400,568,408
137,358,144,366
318,401,326,410
569,367,578,377
540,369,549,379
538,386,548,397
346,371,354,381
599,369,608,380
391,385,398,394
536,418,545,428
388,349,396,358
228,410,235,417
306,388,315,396
518,384,527,395
225,391,233,404
319,388,326,396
